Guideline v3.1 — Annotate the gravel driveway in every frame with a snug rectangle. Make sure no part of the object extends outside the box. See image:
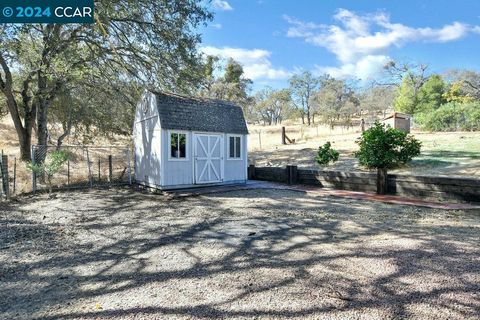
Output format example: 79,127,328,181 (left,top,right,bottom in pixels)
1,188,479,319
